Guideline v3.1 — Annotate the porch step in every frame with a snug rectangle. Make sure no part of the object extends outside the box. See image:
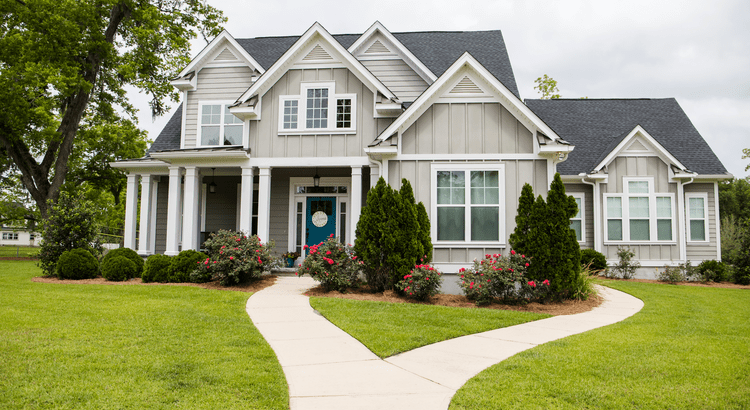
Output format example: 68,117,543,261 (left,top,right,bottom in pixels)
271,267,299,277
